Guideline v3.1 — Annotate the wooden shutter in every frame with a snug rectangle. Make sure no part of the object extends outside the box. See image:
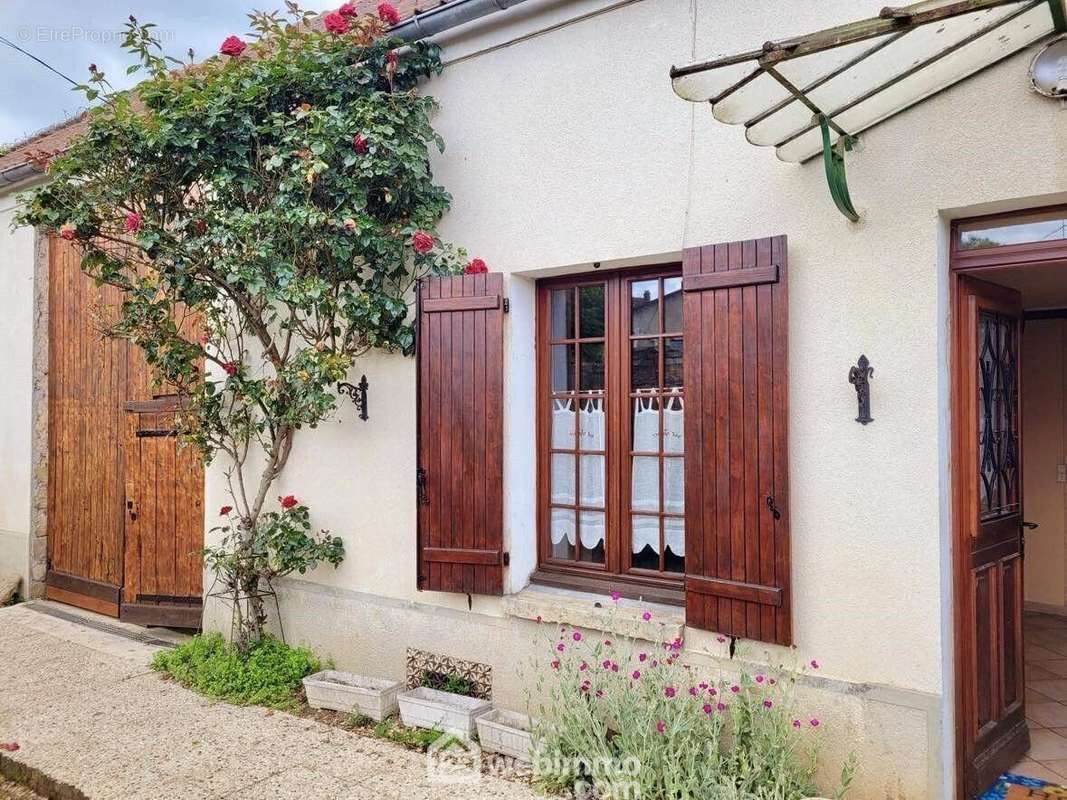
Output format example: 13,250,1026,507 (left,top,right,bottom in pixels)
682,235,791,645
416,273,506,595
